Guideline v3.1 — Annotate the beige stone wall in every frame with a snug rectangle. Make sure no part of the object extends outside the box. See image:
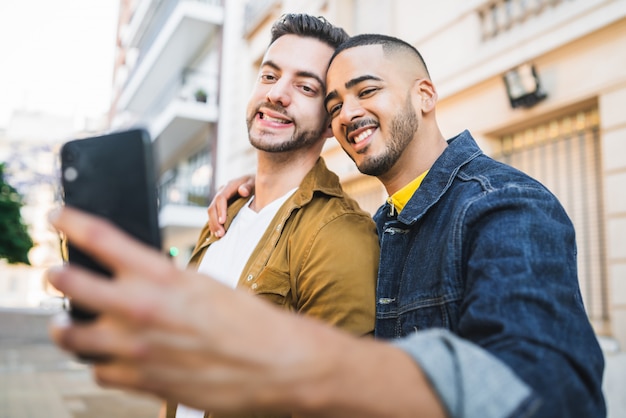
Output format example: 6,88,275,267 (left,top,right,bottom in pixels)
435,19,626,346
600,84,626,346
